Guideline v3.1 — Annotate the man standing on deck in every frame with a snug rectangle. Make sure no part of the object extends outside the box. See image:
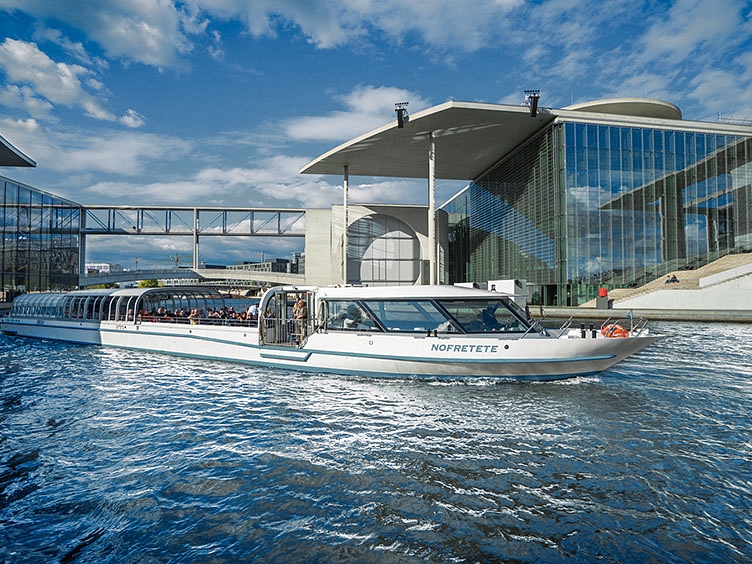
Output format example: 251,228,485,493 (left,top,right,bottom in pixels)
293,297,307,344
